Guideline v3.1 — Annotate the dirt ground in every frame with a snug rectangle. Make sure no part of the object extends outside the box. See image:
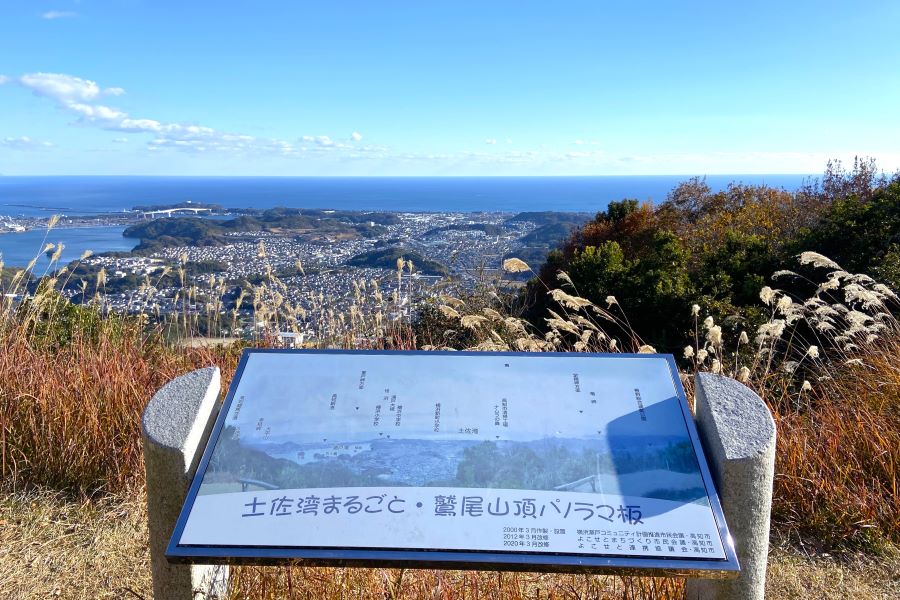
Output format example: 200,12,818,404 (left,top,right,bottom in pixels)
1,489,897,600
